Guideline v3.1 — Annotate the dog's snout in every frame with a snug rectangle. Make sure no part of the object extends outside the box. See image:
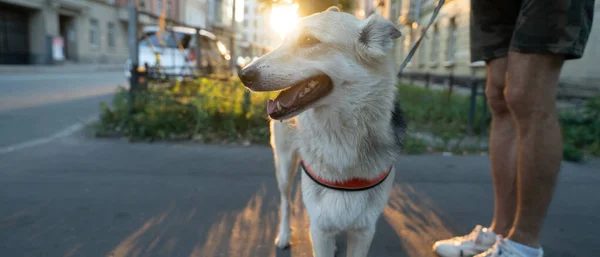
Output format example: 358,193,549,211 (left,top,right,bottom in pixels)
238,67,259,87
